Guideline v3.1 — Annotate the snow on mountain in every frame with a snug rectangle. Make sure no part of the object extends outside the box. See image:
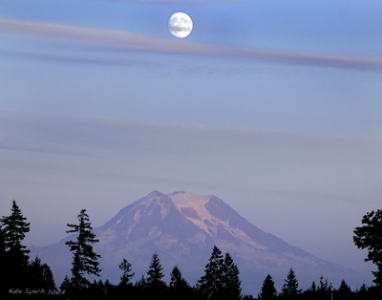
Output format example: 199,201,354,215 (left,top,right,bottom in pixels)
30,191,353,295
